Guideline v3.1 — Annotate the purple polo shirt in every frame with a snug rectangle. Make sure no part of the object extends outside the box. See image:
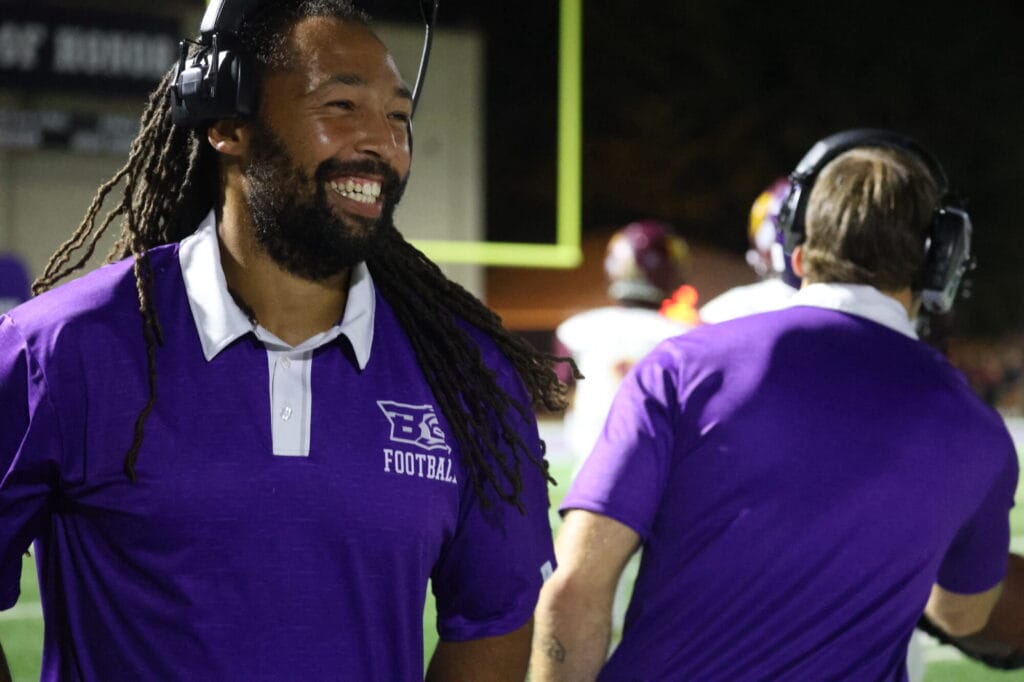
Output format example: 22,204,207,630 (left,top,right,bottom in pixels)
563,288,1018,681
0,226,554,680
